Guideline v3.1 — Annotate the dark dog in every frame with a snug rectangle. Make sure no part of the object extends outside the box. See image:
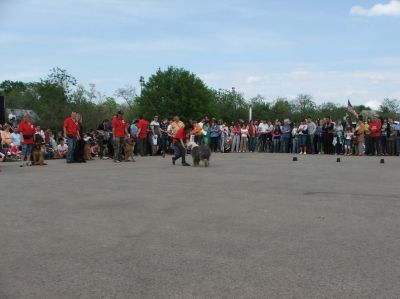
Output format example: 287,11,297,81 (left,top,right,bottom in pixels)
32,143,46,166
74,138,86,163
187,141,211,167
124,138,135,162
